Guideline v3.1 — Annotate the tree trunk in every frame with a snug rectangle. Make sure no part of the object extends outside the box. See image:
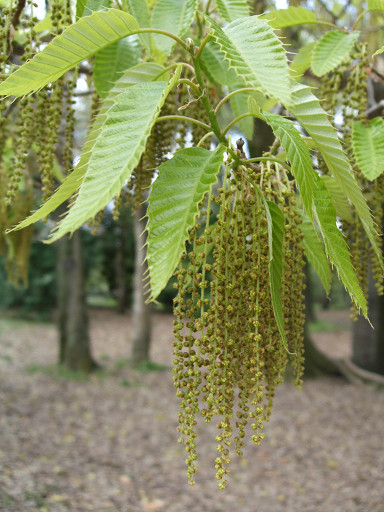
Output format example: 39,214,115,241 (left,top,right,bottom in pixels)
352,270,384,375
302,263,341,377
57,231,98,373
131,204,152,364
